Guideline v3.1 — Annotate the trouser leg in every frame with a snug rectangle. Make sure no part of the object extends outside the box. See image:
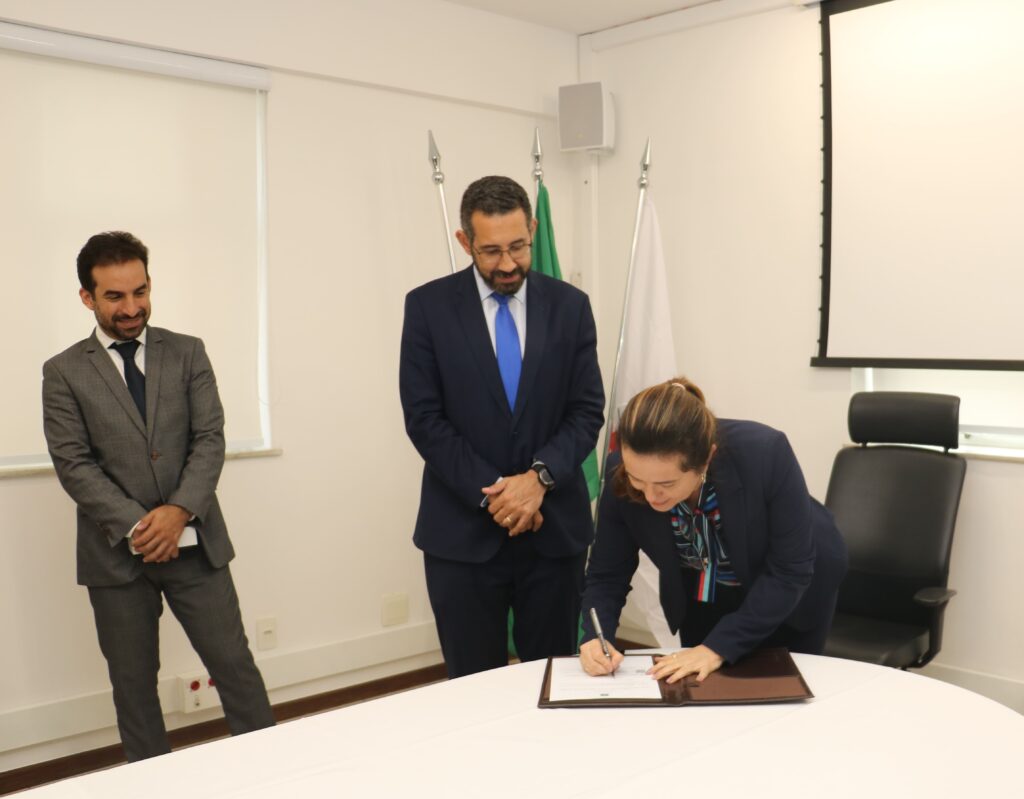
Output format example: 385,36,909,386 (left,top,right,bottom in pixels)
510,537,585,663
88,578,170,762
161,551,274,735
424,549,513,679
